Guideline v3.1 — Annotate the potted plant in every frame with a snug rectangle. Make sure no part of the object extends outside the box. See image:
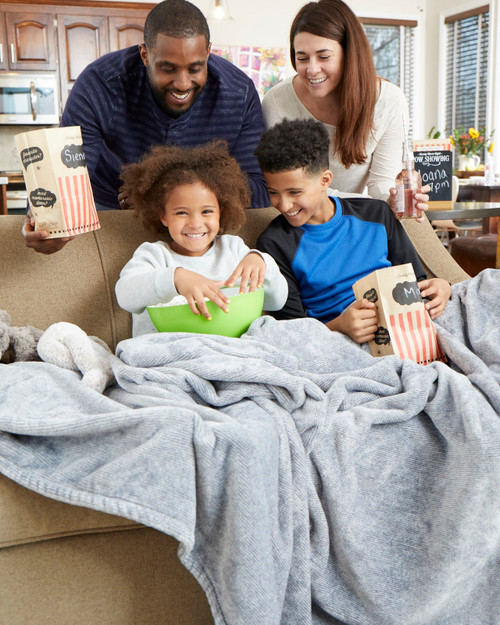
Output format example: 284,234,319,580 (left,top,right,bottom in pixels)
449,126,494,172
